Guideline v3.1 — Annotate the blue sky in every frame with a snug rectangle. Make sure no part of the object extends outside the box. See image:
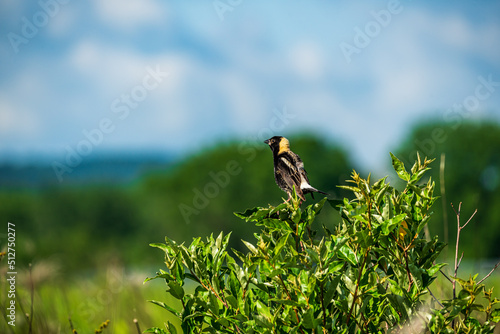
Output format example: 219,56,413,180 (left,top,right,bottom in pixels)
1,0,499,171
